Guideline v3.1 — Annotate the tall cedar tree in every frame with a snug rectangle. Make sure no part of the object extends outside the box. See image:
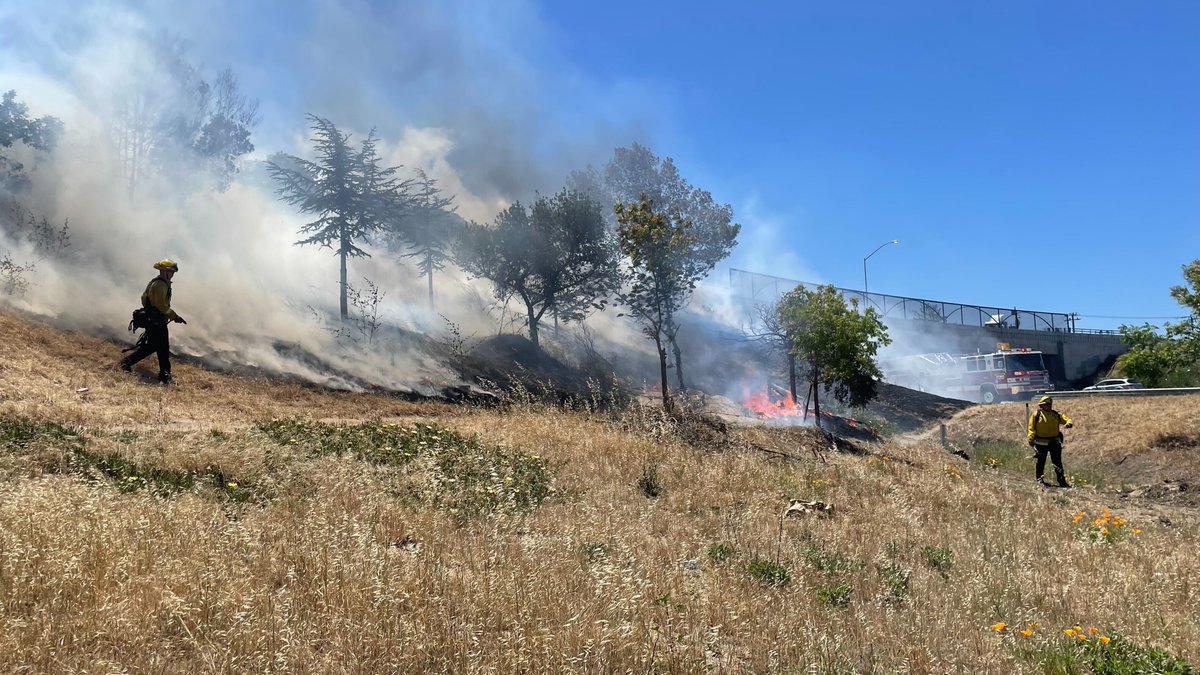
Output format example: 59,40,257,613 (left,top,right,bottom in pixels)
458,189,620,347
601,144,739,389
267,115,408,320
776,284,891,431
615,194,709,410
1117,259,1200,387
398,170,459,311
